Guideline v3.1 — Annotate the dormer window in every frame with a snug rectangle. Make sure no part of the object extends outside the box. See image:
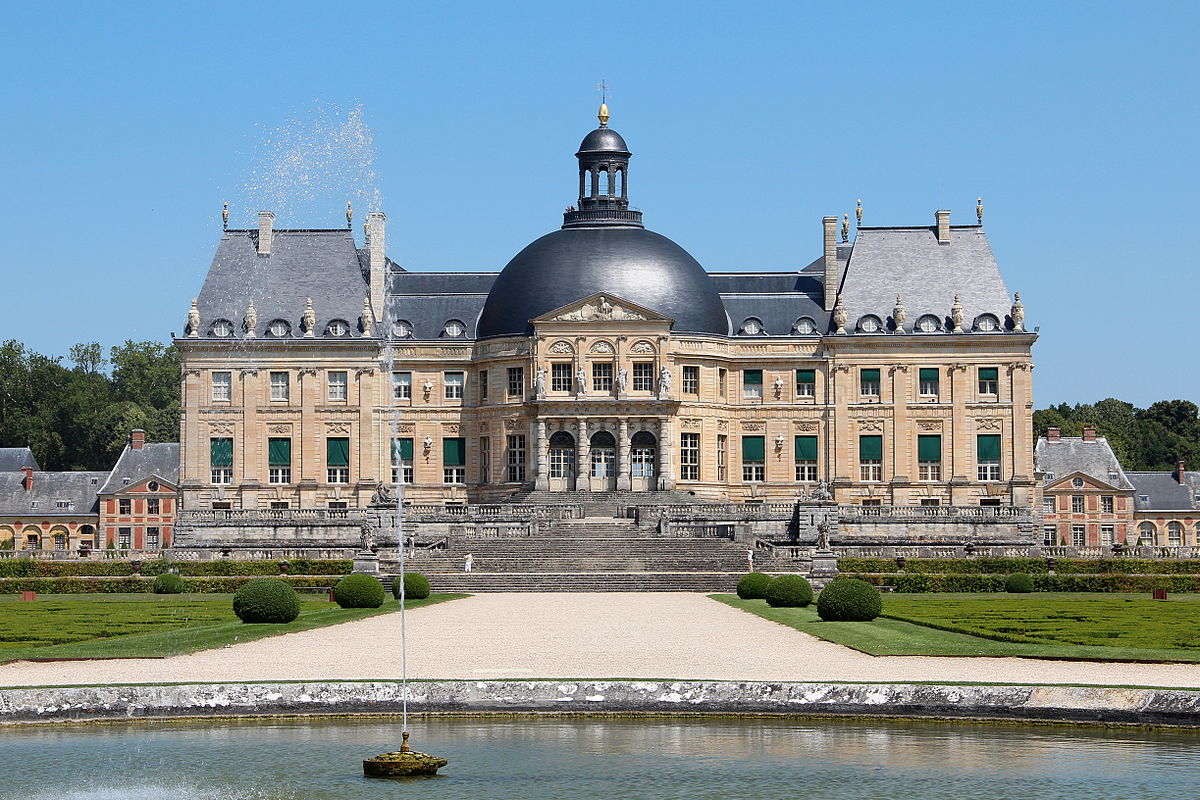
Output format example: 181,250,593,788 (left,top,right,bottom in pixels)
442,319,466,338
1045,471,1055,482
392,320,414,338
211,319,234,337
792,317,817,335
856,315,883,333
1072,477,1084,488
267,319,291,337
326,319,350,337
974,313,1000,332
915,315,941,333
739,318,764,336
